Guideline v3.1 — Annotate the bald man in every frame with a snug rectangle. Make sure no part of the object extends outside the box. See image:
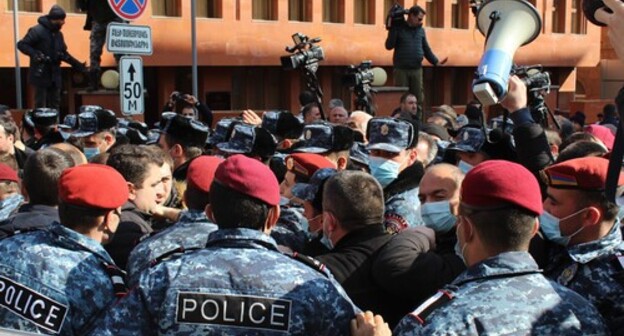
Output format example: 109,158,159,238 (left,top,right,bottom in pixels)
348,111,373,143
